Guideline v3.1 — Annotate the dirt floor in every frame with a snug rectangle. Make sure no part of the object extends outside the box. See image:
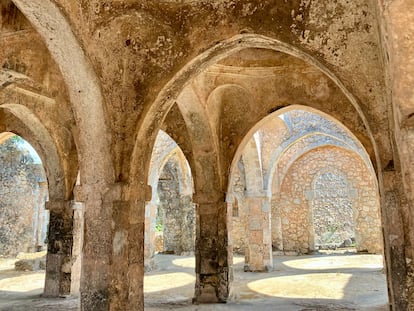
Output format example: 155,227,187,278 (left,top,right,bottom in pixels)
0,251,388,311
